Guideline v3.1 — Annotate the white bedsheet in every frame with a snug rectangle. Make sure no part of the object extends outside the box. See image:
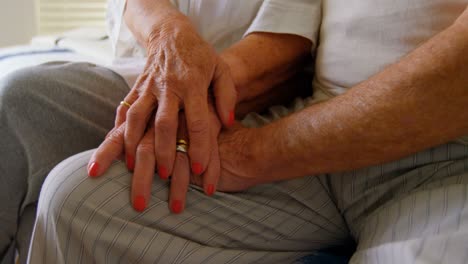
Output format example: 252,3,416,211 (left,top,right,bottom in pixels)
0,44,144,88
0,45,103,79
0,27,125,81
